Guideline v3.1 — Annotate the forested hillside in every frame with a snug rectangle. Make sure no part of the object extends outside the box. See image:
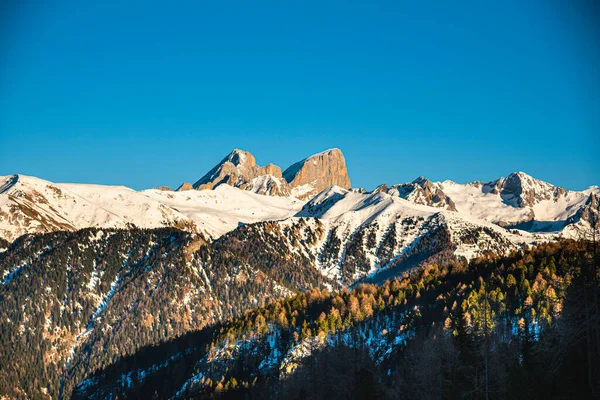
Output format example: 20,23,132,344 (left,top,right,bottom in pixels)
0,227,334,399
76,239,600,399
